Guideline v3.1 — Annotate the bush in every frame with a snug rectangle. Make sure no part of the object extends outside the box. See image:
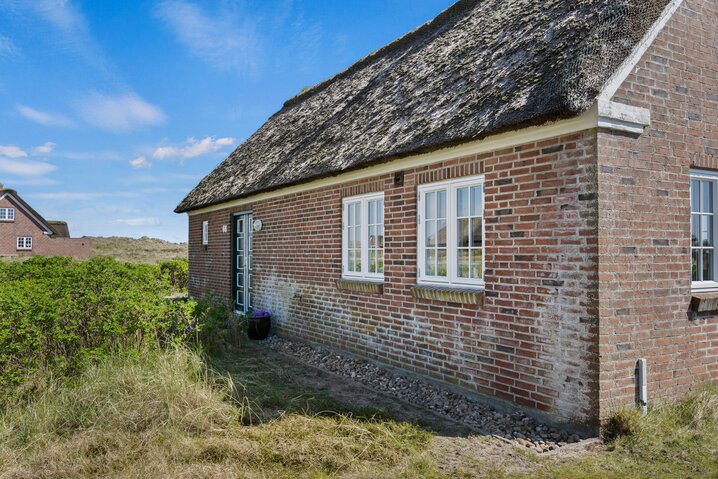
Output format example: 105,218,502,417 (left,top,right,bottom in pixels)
0,256,197,404
157,257,189,291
